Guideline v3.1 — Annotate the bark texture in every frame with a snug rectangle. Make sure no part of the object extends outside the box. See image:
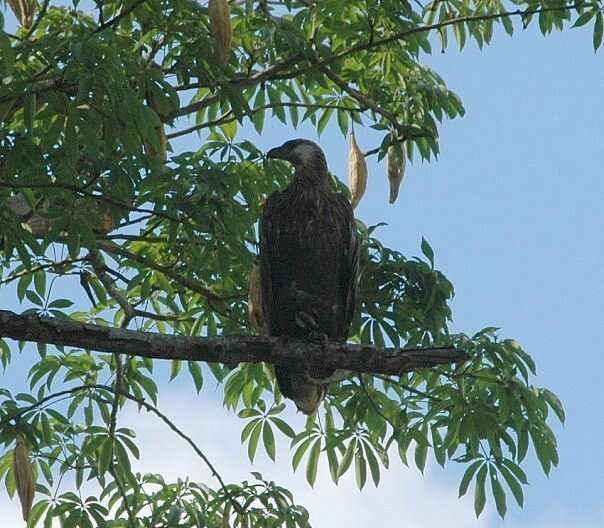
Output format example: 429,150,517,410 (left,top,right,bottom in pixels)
0,310,467,376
